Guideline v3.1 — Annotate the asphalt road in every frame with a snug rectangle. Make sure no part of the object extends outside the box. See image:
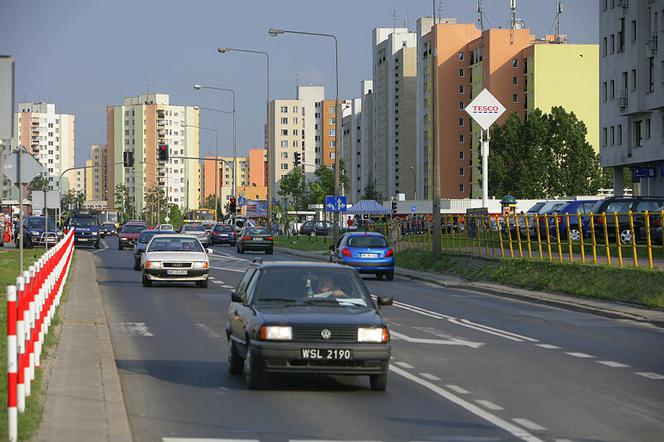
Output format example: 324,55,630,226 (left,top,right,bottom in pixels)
90,236,664,442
